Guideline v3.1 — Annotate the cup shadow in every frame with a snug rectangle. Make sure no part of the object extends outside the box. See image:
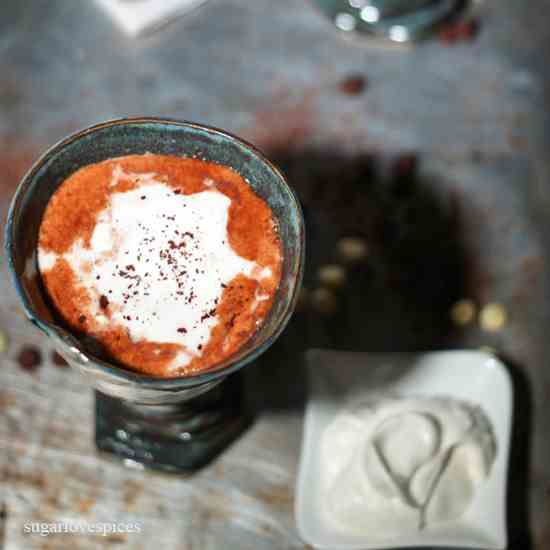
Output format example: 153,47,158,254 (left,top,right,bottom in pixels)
245,148,534,548
247,149,469,413
497,354,533,550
